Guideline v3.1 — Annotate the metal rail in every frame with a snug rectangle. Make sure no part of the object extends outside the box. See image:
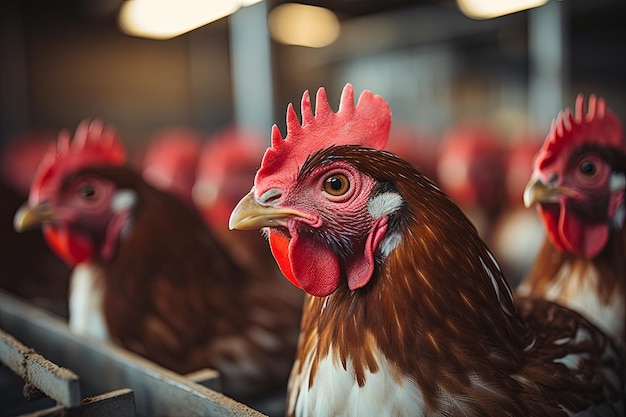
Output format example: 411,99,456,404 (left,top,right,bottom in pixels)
1,328,82,408
21,389,136,417
0,290,267,417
